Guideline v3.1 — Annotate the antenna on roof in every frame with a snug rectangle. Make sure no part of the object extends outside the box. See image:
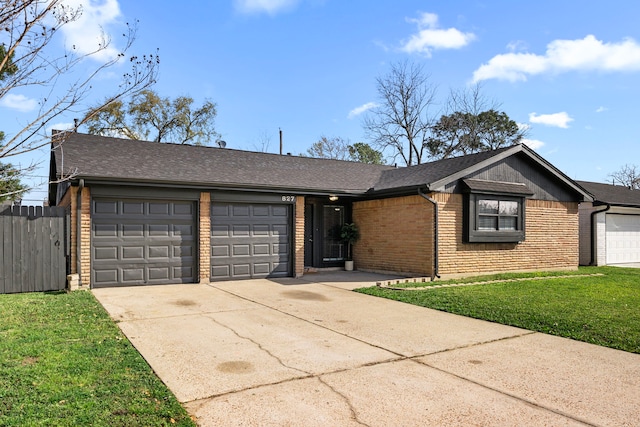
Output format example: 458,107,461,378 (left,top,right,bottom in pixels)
216,139,227,148
279,128,283,155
